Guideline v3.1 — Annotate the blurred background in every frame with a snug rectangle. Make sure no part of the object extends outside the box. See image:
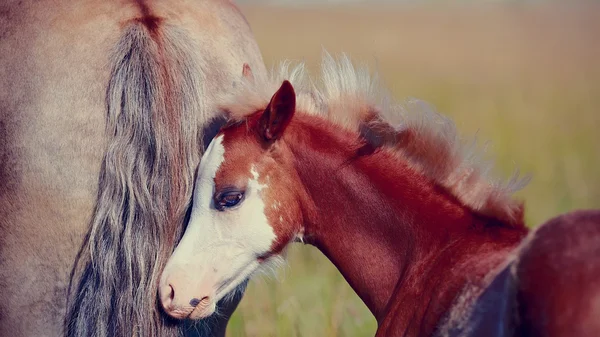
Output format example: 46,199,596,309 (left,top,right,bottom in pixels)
224,1,600,336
